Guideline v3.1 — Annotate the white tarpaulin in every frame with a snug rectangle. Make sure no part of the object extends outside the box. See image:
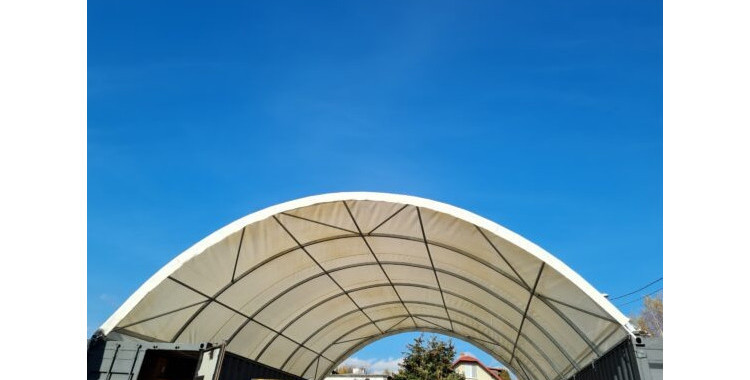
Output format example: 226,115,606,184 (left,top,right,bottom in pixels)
98,192,633,380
